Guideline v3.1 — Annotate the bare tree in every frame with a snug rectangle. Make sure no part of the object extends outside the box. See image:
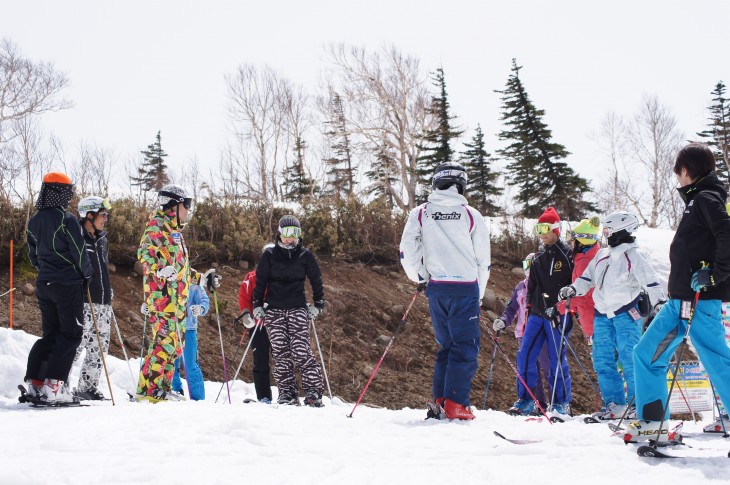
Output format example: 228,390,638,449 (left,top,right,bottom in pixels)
628,95,684,228
324,44,436,210
225,64,300,202
0,38,71,144
592,112,631,213
69,141,116,198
